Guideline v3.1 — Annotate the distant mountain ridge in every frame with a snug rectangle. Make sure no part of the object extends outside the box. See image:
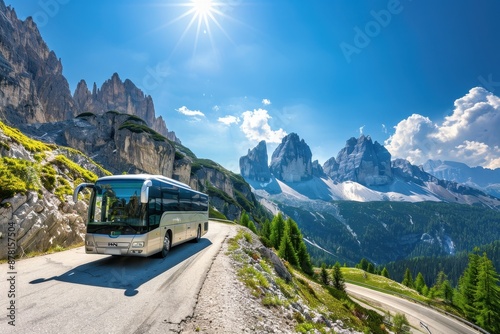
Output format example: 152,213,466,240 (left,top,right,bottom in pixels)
423,159,500,198
240,133,500,207
240,134,500,266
